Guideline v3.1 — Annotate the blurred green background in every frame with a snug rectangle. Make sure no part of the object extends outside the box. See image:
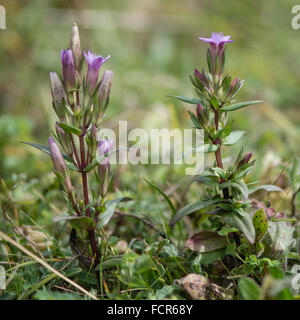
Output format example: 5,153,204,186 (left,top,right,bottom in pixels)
0,0,299,184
